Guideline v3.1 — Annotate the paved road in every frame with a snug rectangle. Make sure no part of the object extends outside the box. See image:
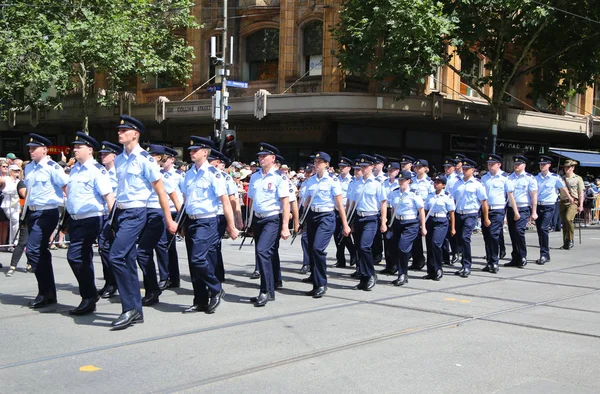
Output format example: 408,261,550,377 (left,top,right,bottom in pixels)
1,227,599,393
